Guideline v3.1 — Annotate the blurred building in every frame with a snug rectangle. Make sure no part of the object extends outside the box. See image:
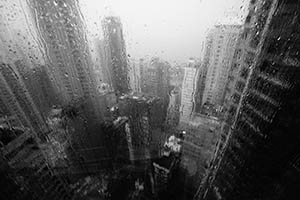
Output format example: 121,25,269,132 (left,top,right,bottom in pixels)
102,16,130,95
152,154,179,194
169,64,185,87
102,117,130,164
141,57,170,98
196,0,300,199
0,124,72,200
140,57,171,120
94,38,114,92
200,25,241,111
166,87,181,127
128,58,142,92
180,59,201,123
0,63,48,139
0,0,46,66
195,34,213,113
118,93,166,161
14,60,59,118
29,0,103,121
